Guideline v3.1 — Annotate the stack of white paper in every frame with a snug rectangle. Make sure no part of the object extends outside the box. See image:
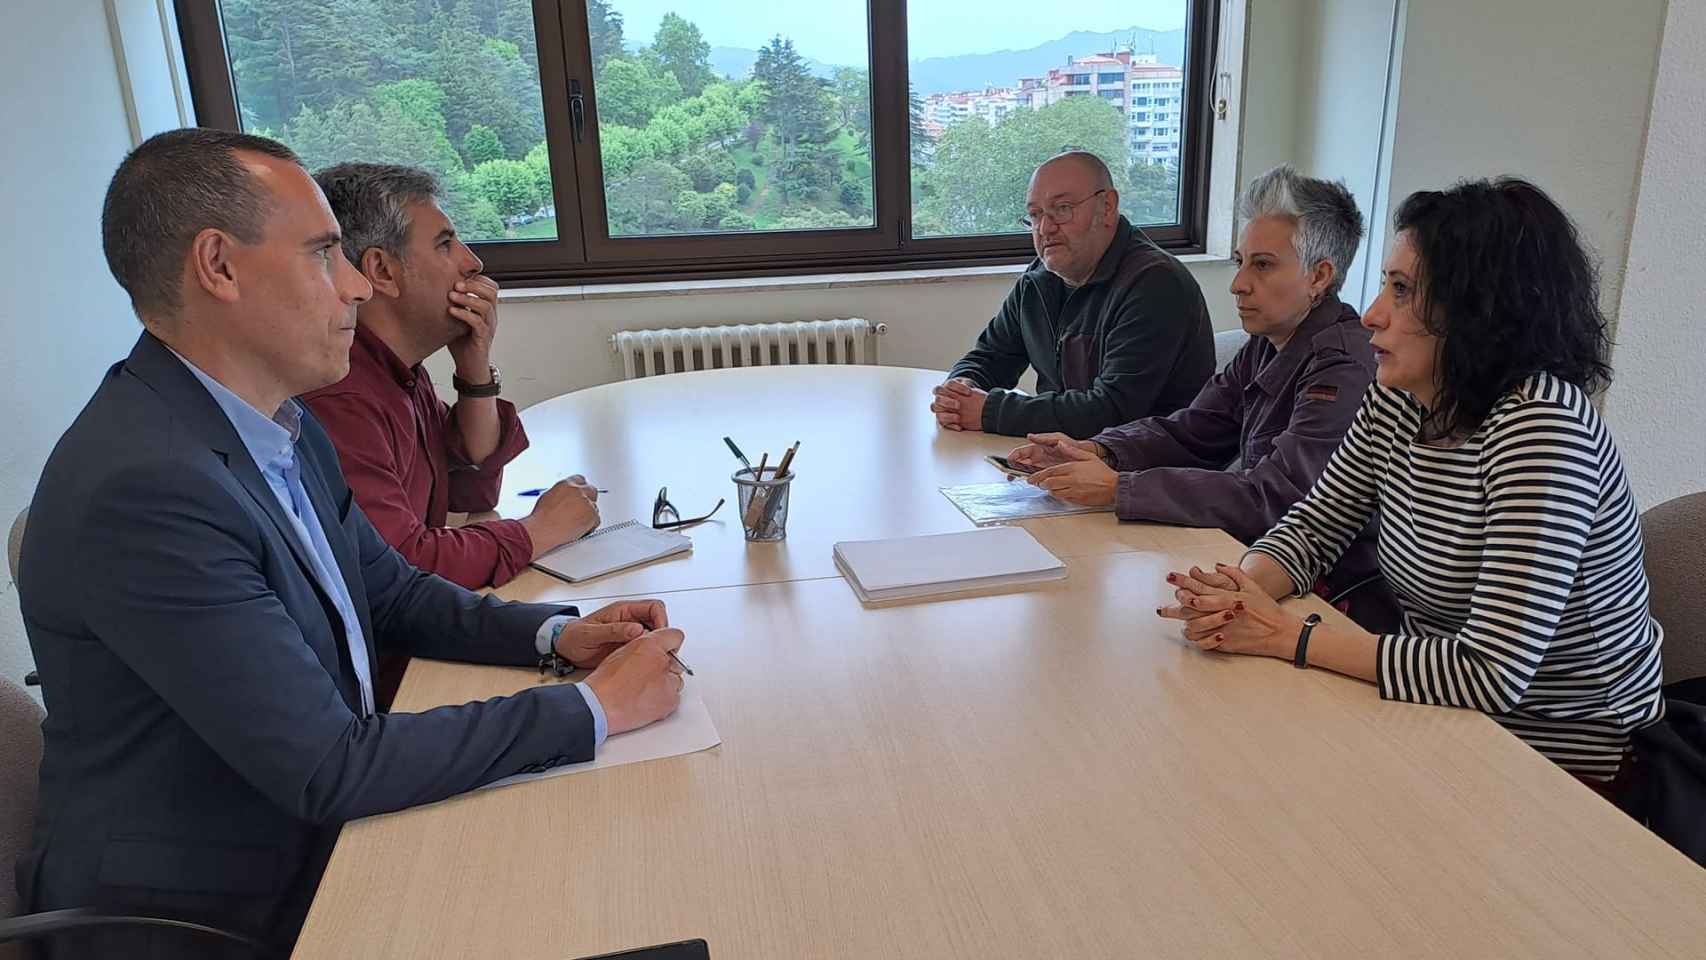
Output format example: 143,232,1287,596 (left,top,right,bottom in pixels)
832,526,1068,603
